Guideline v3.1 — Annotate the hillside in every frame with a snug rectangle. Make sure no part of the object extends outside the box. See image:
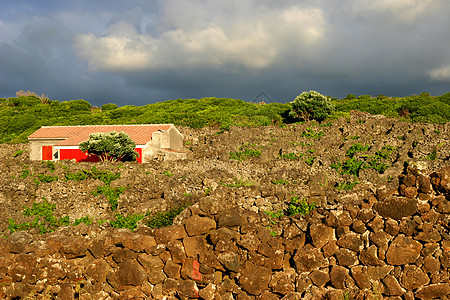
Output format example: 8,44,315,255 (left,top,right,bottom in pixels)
1,112,448,234
0,113,449,298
